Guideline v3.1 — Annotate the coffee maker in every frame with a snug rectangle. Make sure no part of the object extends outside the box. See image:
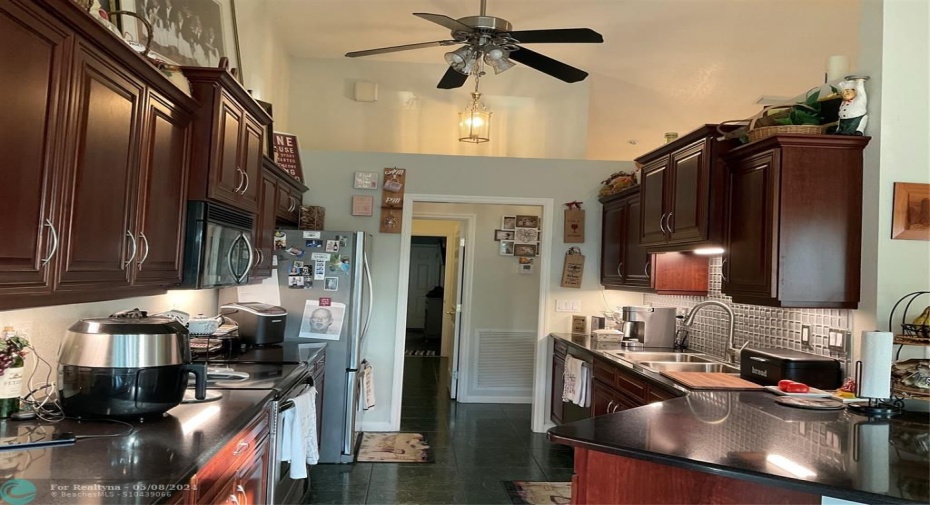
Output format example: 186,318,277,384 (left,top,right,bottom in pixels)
620,306,677,348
